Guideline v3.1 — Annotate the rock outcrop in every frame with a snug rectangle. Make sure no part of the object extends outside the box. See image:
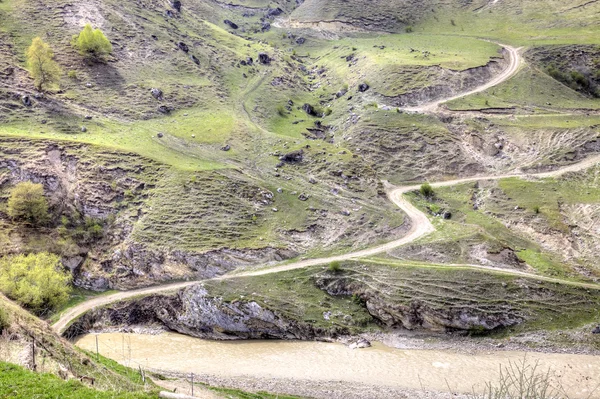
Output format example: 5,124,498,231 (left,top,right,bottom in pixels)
64,285,347,340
